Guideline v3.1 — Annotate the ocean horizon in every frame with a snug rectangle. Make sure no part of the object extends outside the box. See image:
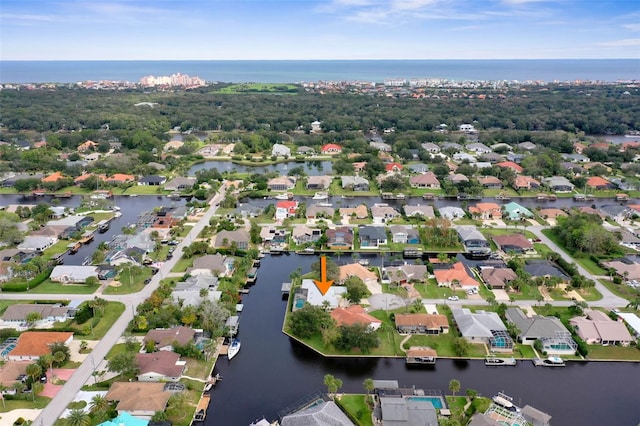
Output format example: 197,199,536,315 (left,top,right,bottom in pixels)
1,59,638,84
